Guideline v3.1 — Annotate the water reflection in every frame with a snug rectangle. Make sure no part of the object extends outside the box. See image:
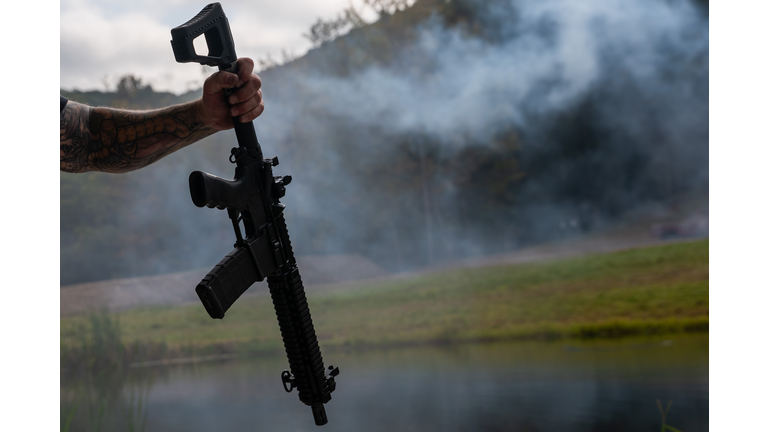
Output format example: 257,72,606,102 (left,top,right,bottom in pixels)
60,312,165,432
61,360,158,432
133,334,707,432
